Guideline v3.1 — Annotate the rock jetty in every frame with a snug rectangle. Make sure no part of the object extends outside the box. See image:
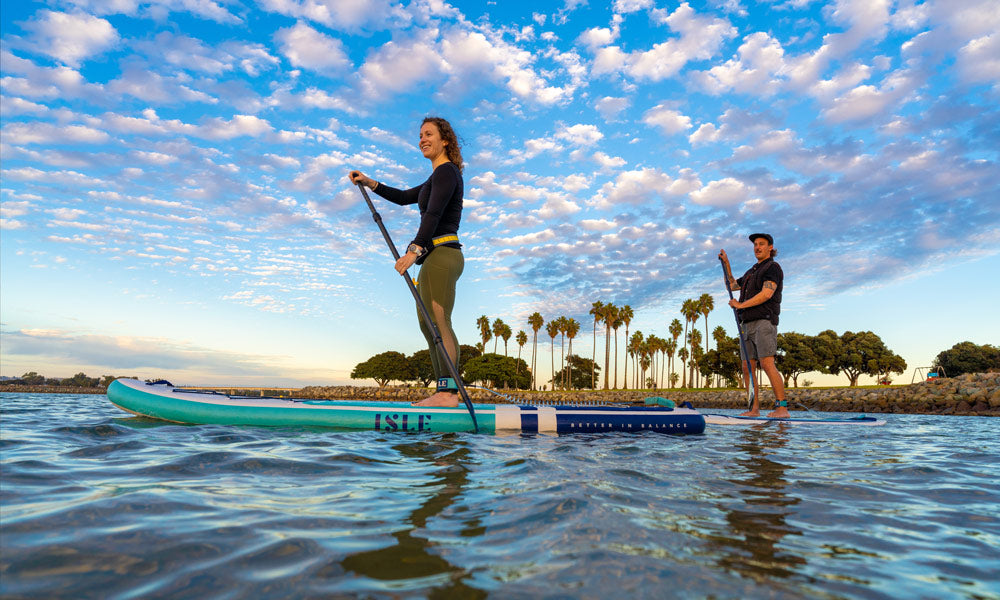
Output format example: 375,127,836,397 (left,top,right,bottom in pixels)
298,371,999,416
